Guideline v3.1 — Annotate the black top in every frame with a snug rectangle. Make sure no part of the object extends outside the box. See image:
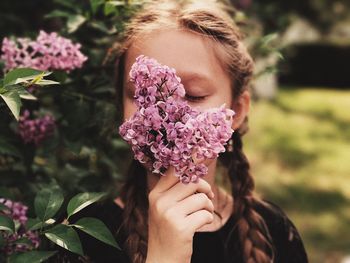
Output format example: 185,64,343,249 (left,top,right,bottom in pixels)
56,199,308,263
